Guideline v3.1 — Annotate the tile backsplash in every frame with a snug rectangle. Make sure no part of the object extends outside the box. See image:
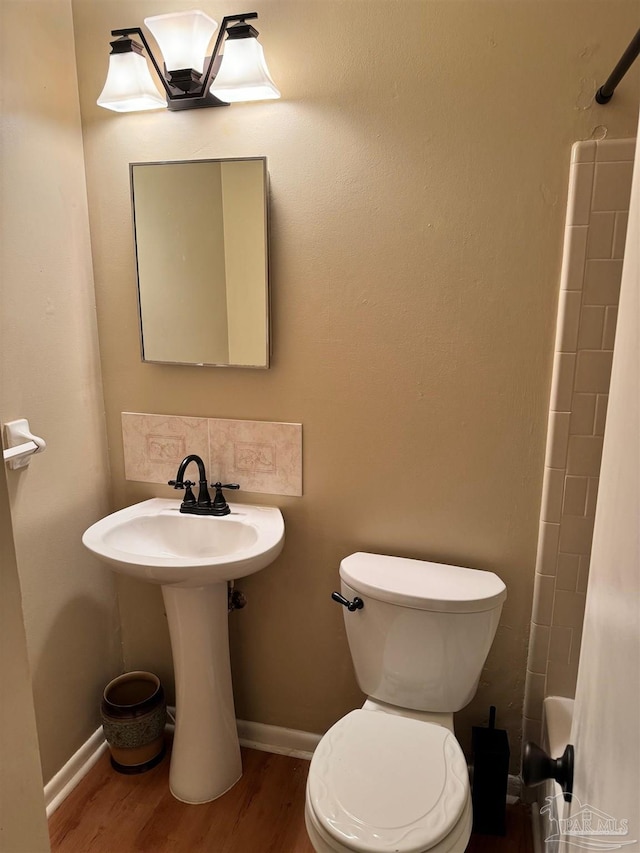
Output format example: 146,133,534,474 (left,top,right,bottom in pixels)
122,413,302,497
